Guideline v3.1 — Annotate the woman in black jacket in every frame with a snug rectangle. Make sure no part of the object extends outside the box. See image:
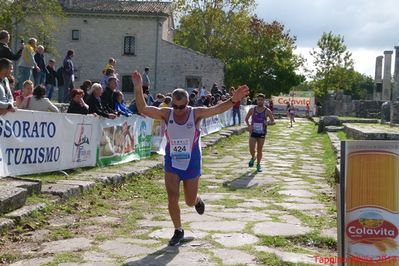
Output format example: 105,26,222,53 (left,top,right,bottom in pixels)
86,83,117,119
67,88,89,115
